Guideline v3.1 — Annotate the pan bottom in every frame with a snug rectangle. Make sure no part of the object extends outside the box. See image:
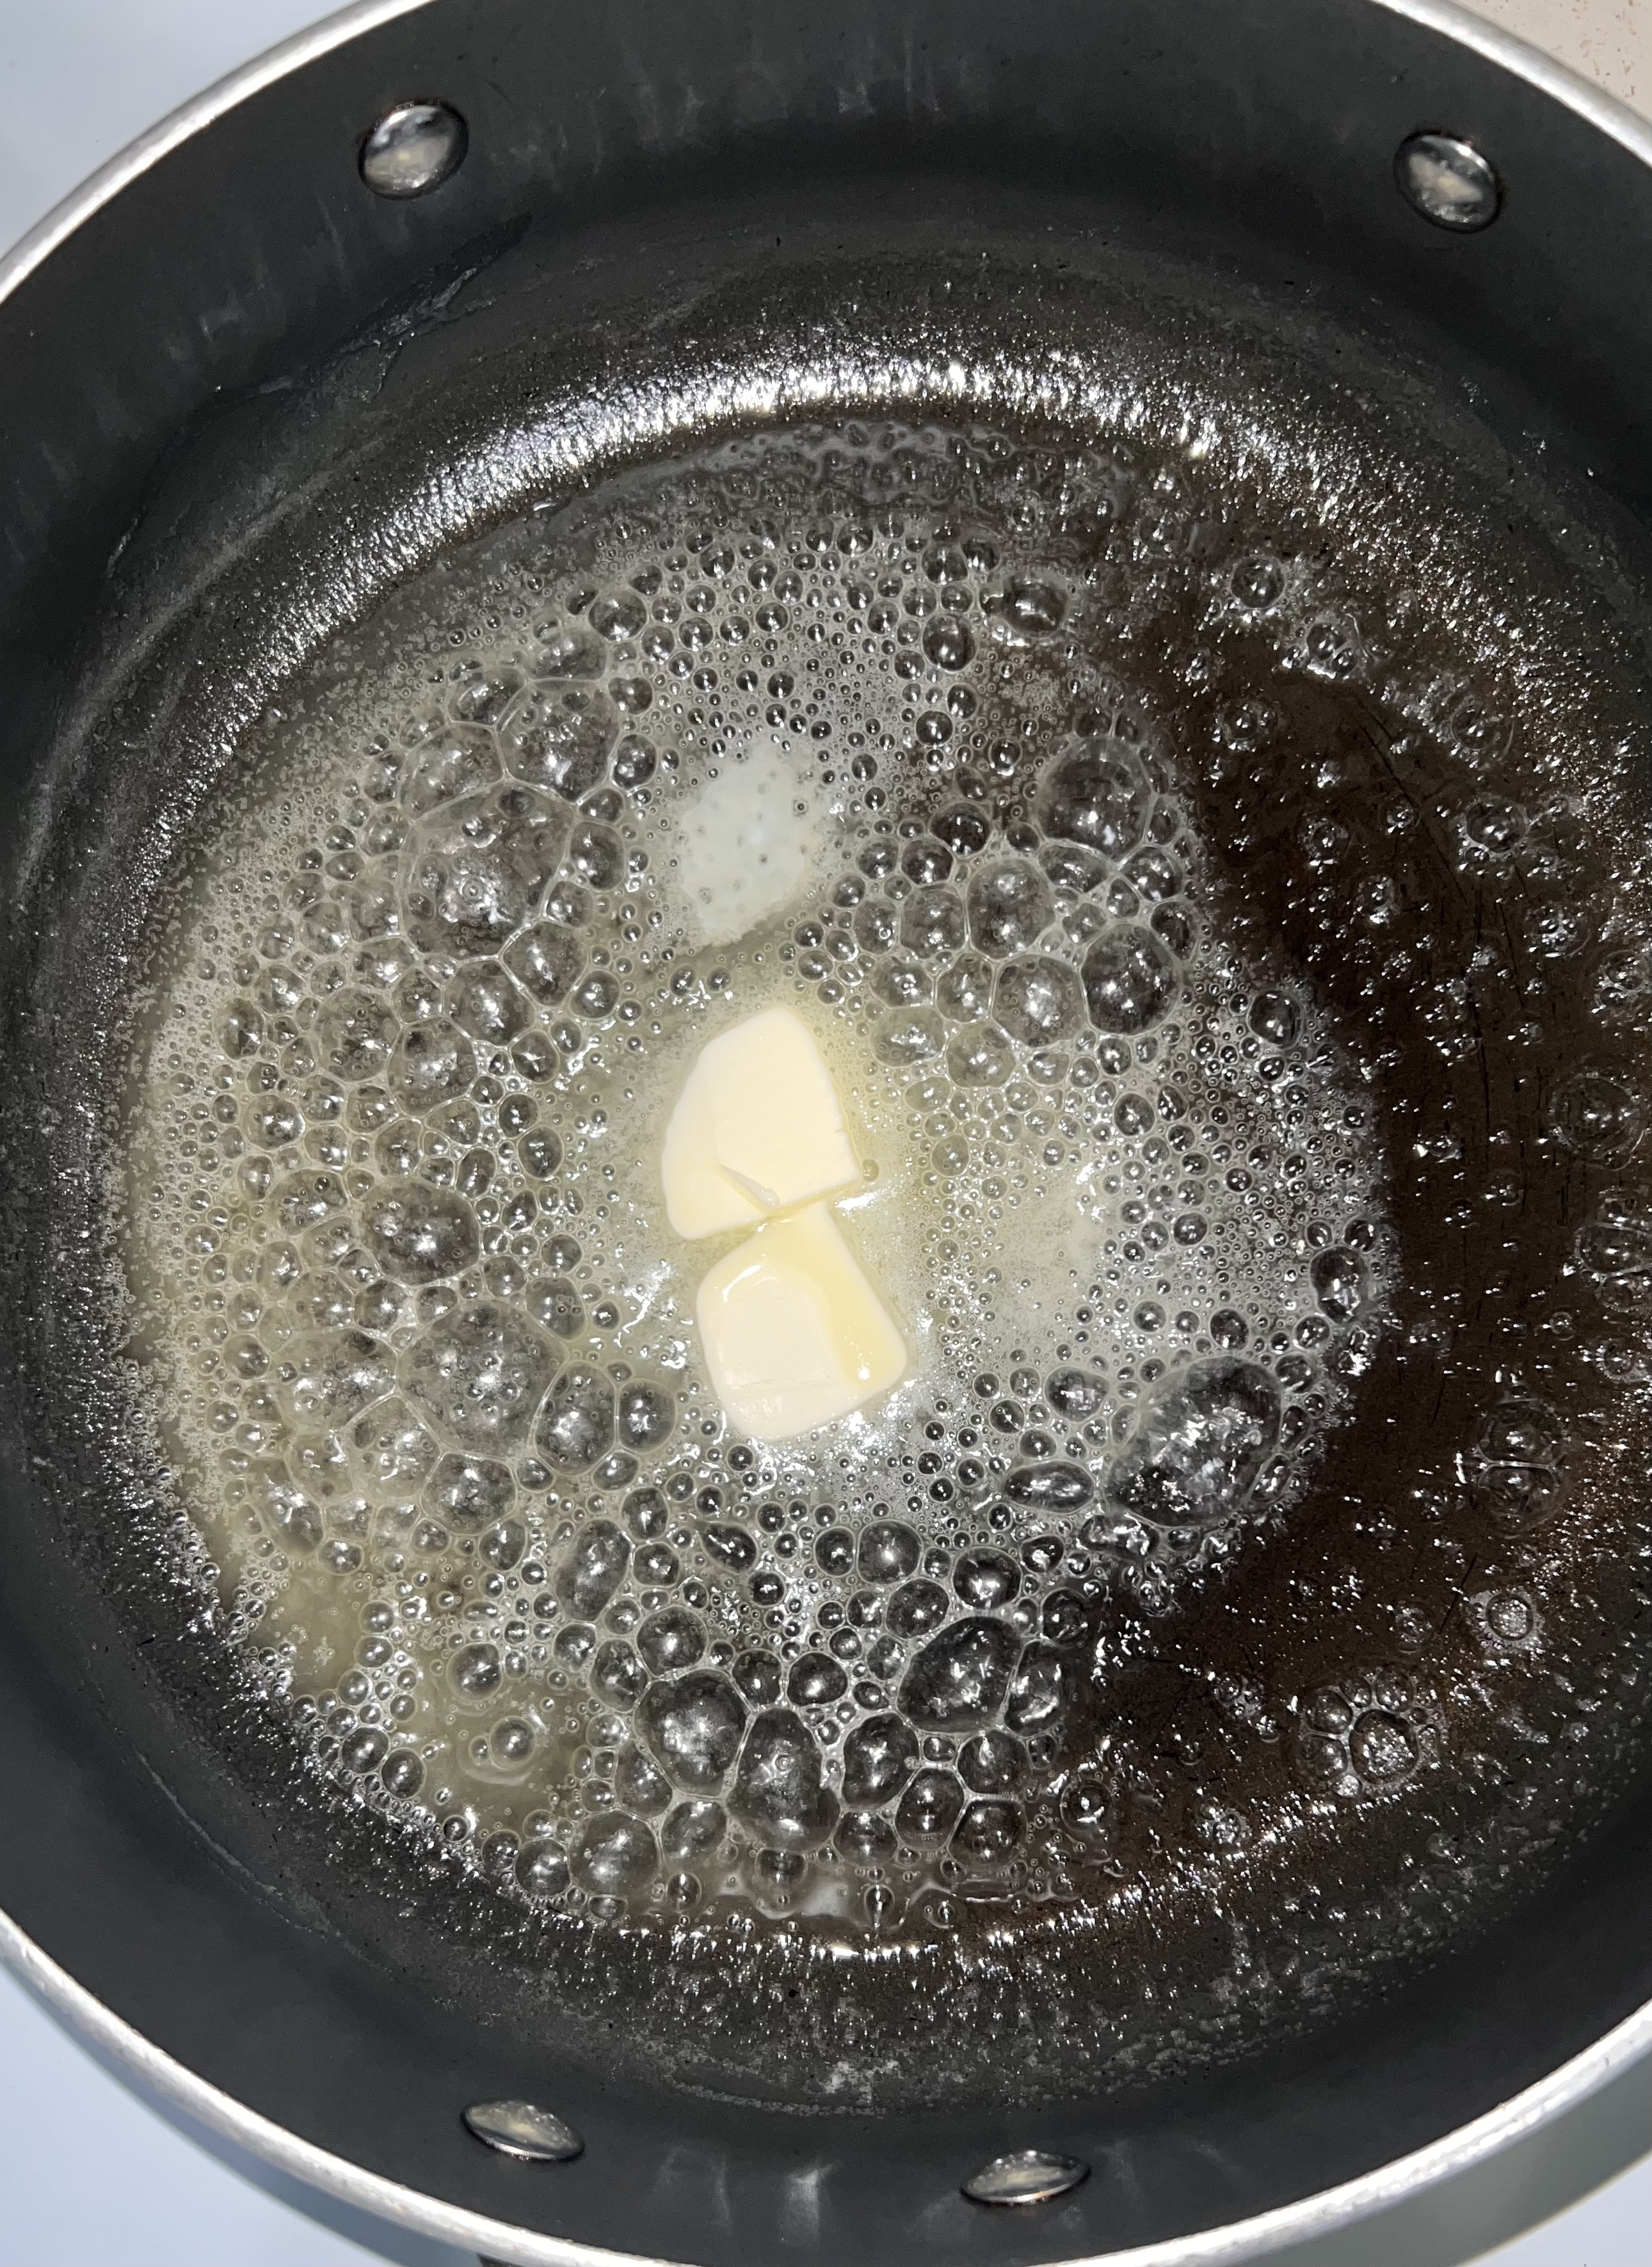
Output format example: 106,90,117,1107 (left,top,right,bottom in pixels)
63,261,1652,2108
